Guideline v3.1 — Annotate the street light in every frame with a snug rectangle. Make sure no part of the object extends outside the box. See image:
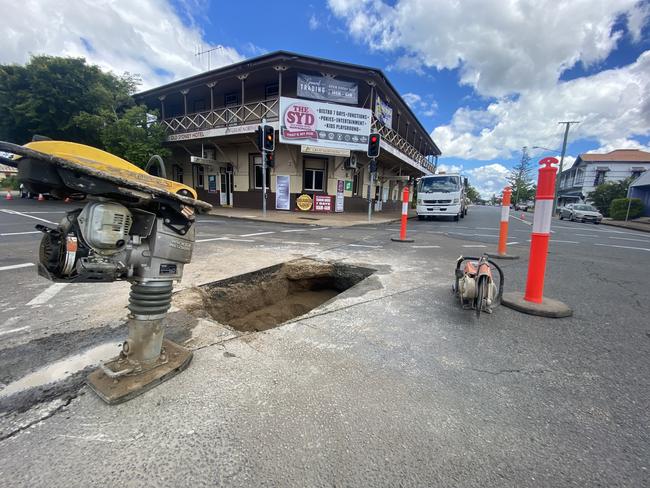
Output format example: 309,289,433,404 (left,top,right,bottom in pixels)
531,146,564,214
531,145,560,154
